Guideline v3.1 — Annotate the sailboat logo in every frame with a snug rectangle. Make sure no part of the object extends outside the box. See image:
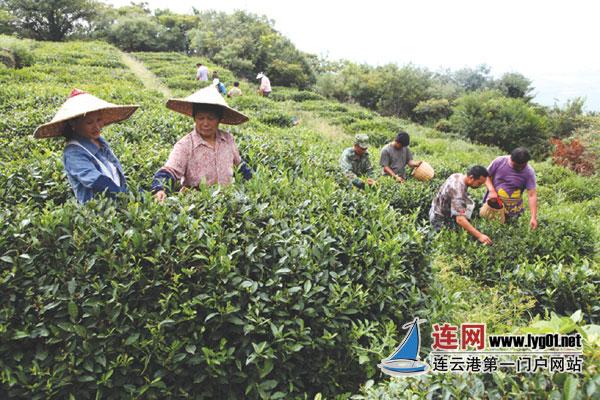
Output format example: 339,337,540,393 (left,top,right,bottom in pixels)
378,317,429,377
